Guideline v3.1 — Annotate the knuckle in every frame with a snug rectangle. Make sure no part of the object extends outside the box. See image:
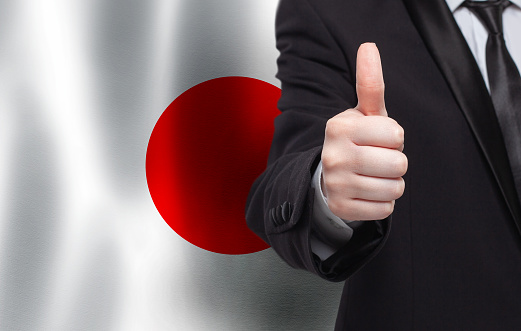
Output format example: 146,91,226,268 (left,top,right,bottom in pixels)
394,153,408,175
392,178,405,199
386,118,404,146
321,149,336,168
326,114,362,141
385,117,399,127
325,118,344,138
322,151,348,172
380,201,395,218
394,124,405,145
